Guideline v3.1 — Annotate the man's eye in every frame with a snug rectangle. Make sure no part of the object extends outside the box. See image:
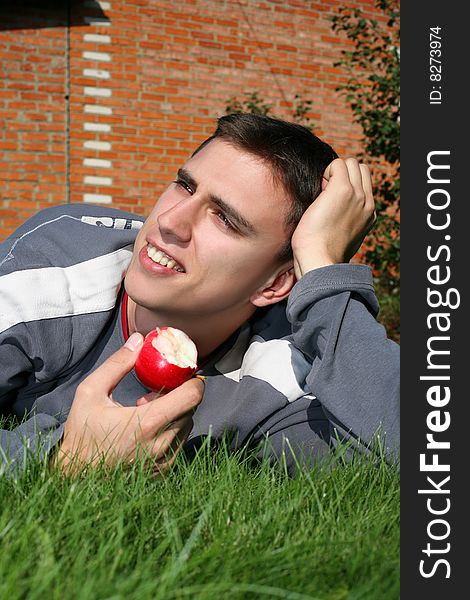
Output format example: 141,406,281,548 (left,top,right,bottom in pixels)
173,179,193,194
217,212,234,230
